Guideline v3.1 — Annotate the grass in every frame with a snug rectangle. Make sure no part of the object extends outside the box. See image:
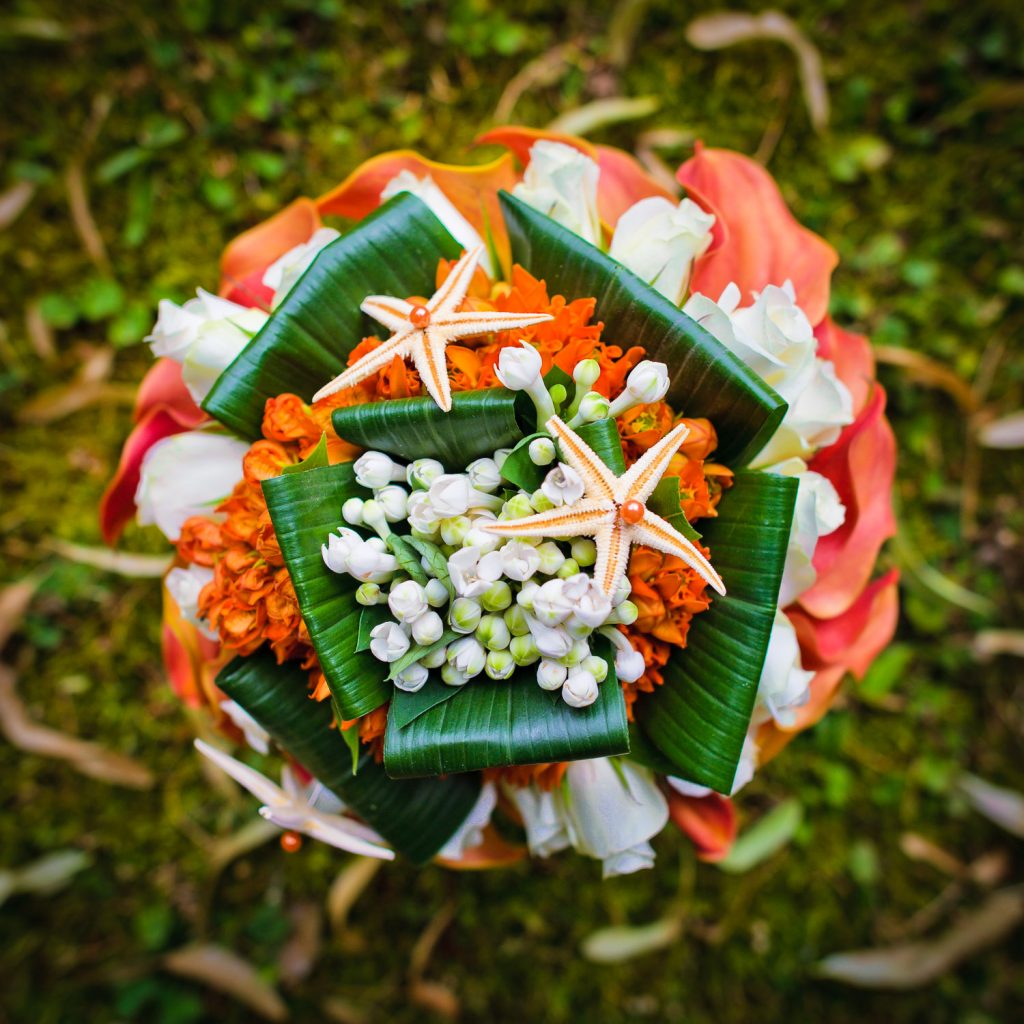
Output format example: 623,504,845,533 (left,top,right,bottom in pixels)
1,1,1022,1021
